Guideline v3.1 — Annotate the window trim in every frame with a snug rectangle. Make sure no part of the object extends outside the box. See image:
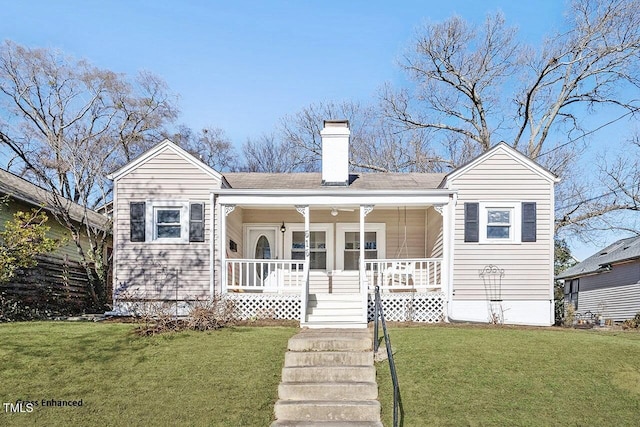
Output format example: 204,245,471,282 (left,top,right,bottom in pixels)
479,202,521,244
145,201,190,244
